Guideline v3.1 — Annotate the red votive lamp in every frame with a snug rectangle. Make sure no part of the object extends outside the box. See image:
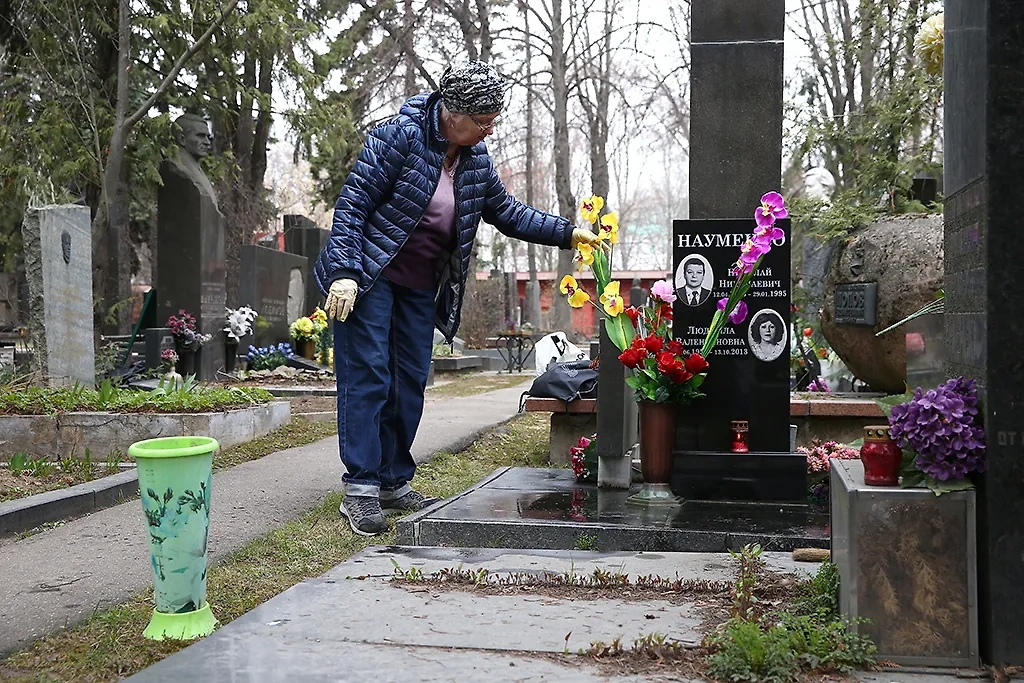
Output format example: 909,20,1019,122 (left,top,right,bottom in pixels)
860,425,901,486
730,420,749,453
